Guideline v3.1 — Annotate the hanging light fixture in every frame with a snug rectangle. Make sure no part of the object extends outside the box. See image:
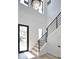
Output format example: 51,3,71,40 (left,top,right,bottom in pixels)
31,0,41,10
